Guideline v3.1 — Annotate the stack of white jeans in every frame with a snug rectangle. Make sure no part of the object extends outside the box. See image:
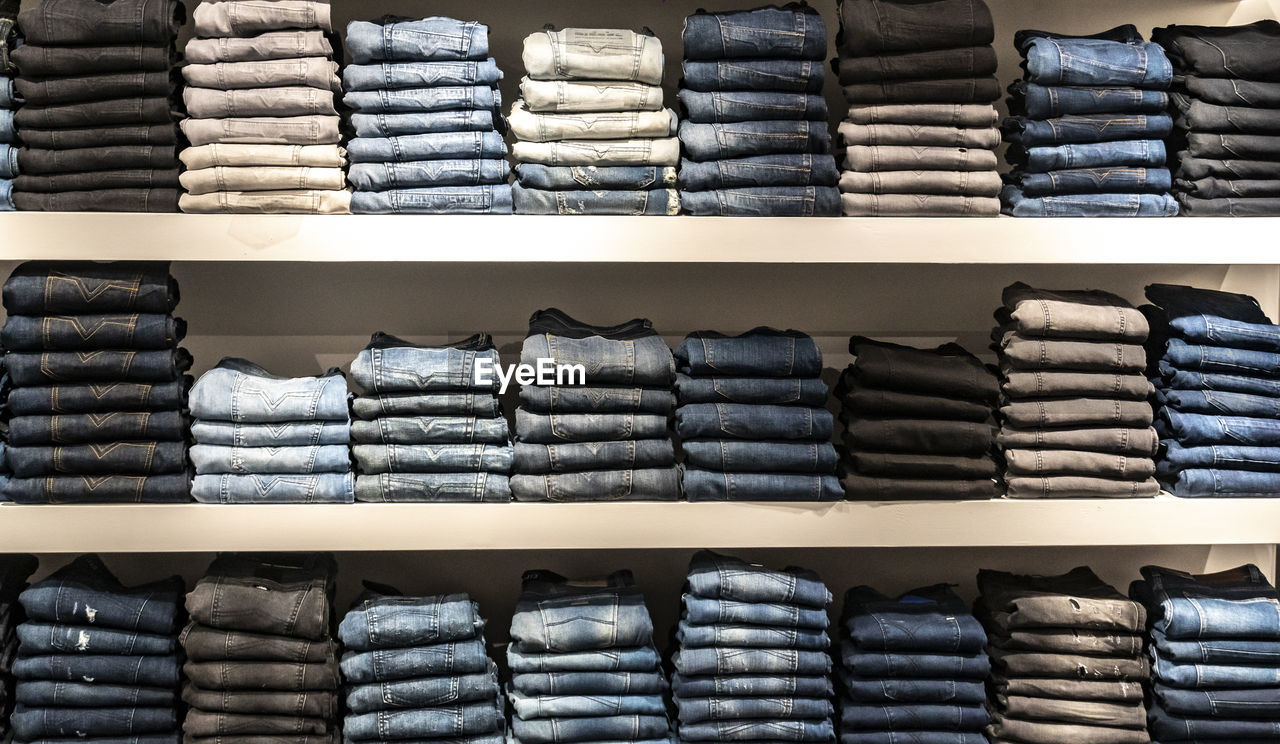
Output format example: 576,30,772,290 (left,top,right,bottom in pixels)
179,0,349,214
510,28,679,215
